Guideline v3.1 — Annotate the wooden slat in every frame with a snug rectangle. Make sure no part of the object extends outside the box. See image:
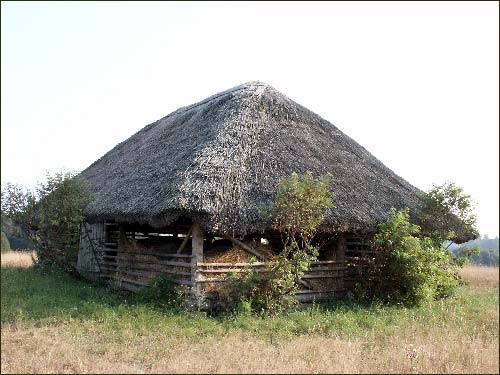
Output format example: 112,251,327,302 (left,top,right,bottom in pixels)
198,261,267,267
101,275,149,287
311,260,343,266
119,252,193,259
295,288,343,294
101,263,191,277
103,256,192,268
199,268,267,274
198,276,342,283
176,225,193,254
101,272,193,286
198,261,342,268
301,274,342,279
305,266,344,272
